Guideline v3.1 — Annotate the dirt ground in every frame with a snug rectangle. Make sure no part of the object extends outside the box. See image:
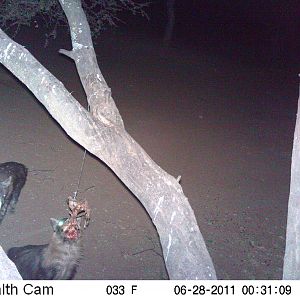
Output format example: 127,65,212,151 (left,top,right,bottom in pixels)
0,28,297,280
